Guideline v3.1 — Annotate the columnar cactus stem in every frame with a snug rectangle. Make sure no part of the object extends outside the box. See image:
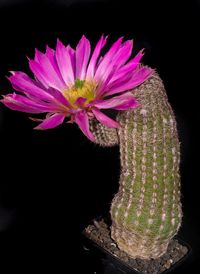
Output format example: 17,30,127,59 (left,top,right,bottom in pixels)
90,72,182,259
